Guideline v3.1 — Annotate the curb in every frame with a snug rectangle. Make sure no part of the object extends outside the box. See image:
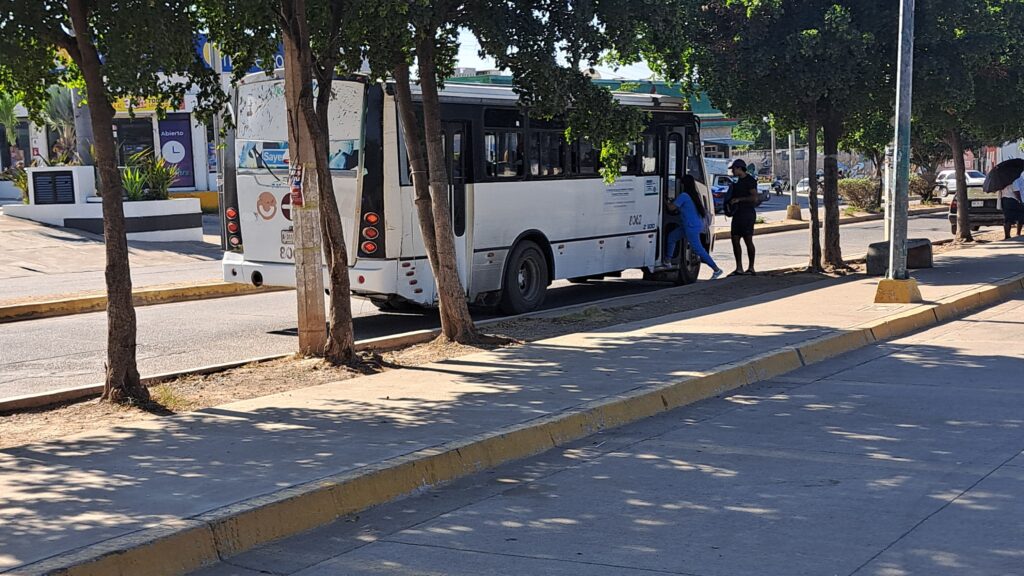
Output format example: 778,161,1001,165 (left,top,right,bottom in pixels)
0,282,287,324
15,271,1024,576
713,205,946,241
